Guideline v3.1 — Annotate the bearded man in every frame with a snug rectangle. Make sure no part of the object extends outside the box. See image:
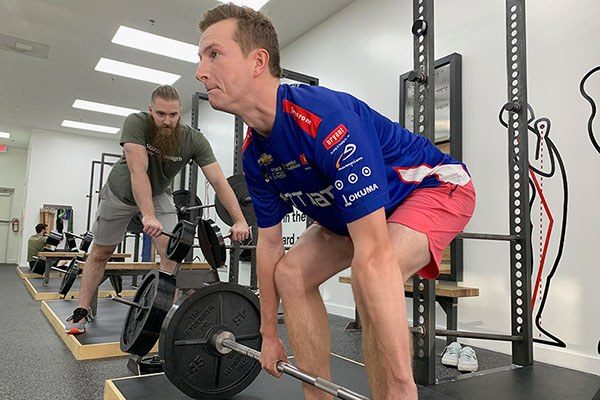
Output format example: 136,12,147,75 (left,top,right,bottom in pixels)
66,85,249,334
